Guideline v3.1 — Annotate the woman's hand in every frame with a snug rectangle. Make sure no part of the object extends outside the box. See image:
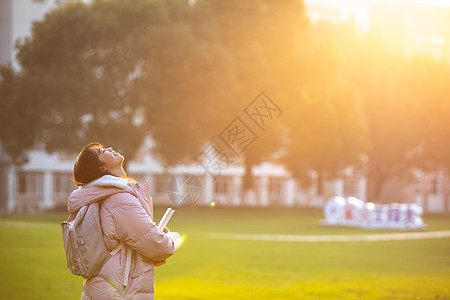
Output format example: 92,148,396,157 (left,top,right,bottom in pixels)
155,228,171,266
